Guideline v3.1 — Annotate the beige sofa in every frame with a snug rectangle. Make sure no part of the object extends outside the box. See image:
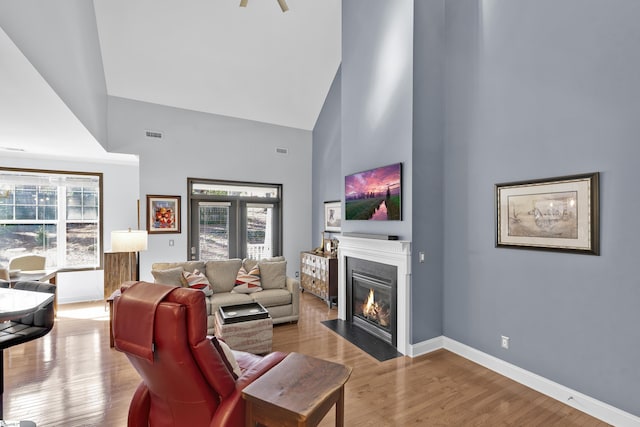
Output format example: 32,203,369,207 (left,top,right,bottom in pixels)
151,257,299,335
